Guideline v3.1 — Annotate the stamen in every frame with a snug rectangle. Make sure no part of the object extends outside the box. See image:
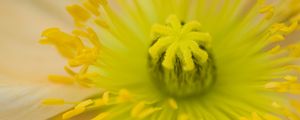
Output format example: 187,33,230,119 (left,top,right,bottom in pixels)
88,0,103,6
117,89,132,103
138,107,162,119
83,1,100,16
131,101,146,118
290,100,300,113
287,43,300,57
102,91,110,104
270,22,298,35
94,19,109,28
267,45,281,54
64,66,95,87
66,5,91,23
68,48,98,67
60,99,103,119
168,98,178,110
86,28,102,48
259,5,274,20
75,99,94,109
267,34,285,43
272,102,300,119
98,0,108,5
40,28,100,87
93,99,106,107
92,112,110,120
62,107,86,119
42,99,66,105
283,75,297,82
48,75,74,84
40,28,83,58
263,114,281,120
239,112,281,120
251,112,262,120
265,75,300,94
284,65,300,72
265,82,281,89
239,117,248,120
